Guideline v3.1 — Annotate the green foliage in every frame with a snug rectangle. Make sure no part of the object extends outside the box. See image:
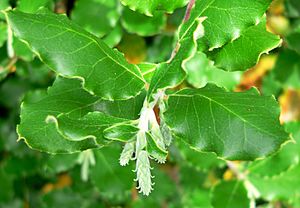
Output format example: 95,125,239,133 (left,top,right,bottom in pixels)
164,85,288,160
0,22,7,47
211,180,251,208
120,0,188,16
266,49,300,91
7,10,145,100
193,0,272,51
185,51,242,90
285,0,300,18
147,15,206,99
286,24,300,55
90,145,134,197
0,0,299,207
208,18,281,72
121,8,167,37
17,0,52,13
71,0,120,37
